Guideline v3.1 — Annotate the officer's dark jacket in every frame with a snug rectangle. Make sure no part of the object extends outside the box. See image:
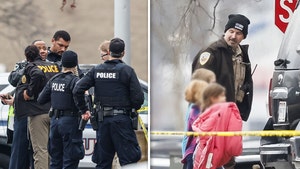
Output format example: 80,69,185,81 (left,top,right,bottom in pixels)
8,60,28,87
37,72,80,113
14,57,60,118
73,59,144,113
47,49,84,78
47,49,62,63
192,38,253,121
